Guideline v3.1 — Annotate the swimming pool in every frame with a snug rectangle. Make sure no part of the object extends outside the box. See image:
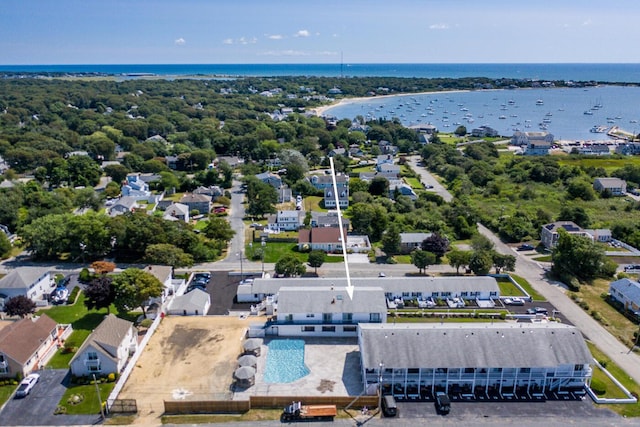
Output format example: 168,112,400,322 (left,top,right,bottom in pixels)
264,339,310,383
